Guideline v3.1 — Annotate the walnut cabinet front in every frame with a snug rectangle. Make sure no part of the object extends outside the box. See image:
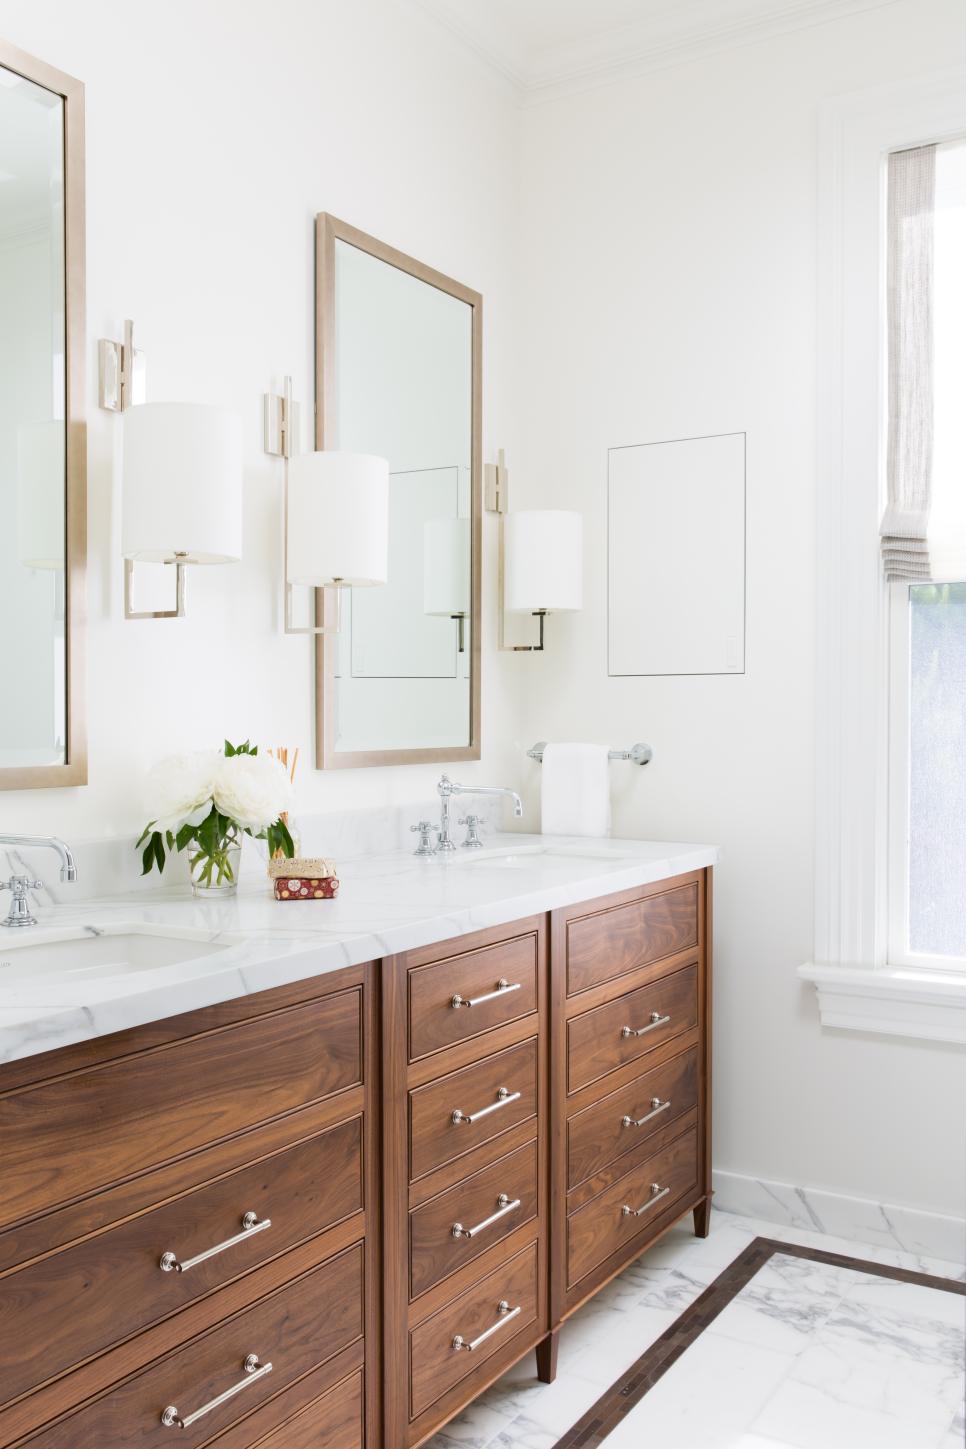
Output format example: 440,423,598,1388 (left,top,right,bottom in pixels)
0,868,711,1449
